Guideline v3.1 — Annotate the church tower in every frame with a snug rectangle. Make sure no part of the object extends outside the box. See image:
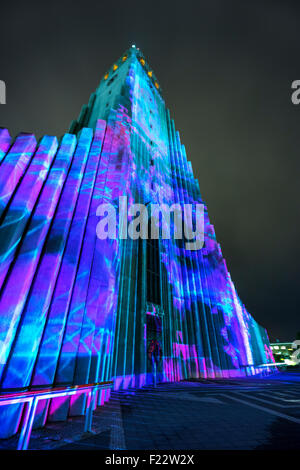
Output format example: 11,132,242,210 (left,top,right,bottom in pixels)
0,47,274,438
